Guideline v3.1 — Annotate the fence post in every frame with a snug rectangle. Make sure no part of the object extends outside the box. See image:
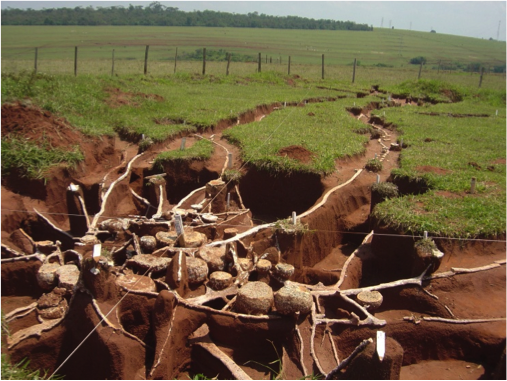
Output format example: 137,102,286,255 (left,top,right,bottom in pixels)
34,47,38,73
144,45,149,75
174,47,178,74
111,49,115,76
258,52,261,73
321,54,325,79
74,46,78,76
265,54,267,64
226,53,231,76
352,58,357,83
202,47,206,75
478,67,484,88
437,60,441,74
288,56,291,75
418,61,423,79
